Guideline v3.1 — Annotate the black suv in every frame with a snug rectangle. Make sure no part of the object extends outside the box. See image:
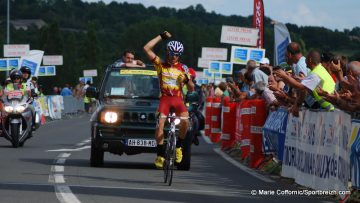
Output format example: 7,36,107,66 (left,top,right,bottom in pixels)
89,65,193,170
